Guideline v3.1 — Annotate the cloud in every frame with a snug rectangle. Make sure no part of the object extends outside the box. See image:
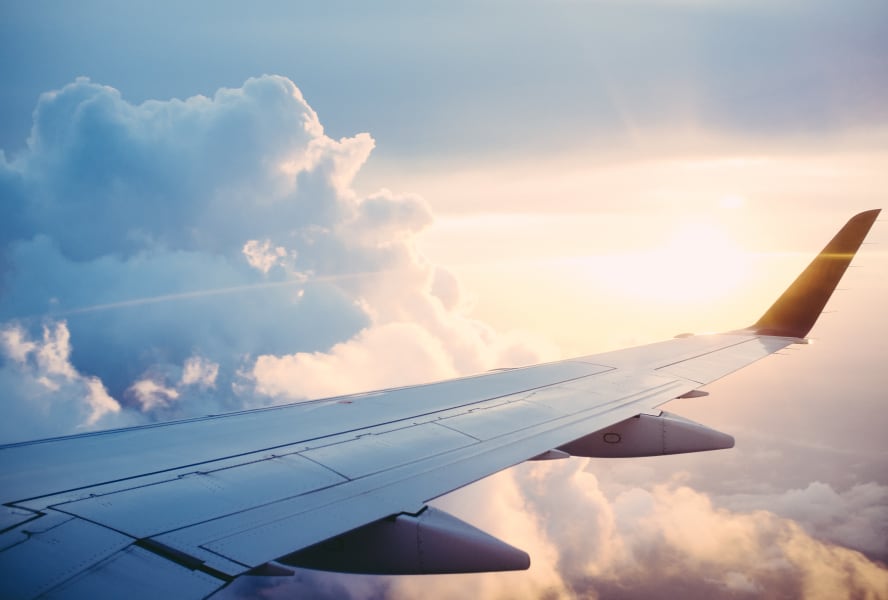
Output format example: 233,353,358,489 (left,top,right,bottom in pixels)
0,74,552,436
721,481,888,561
127,377,180,412
250,322,458,400
219,462,888,600
0,321,128,441
242,239,291,274
180,355,219,388
432,464,888,599
590,478,887,599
